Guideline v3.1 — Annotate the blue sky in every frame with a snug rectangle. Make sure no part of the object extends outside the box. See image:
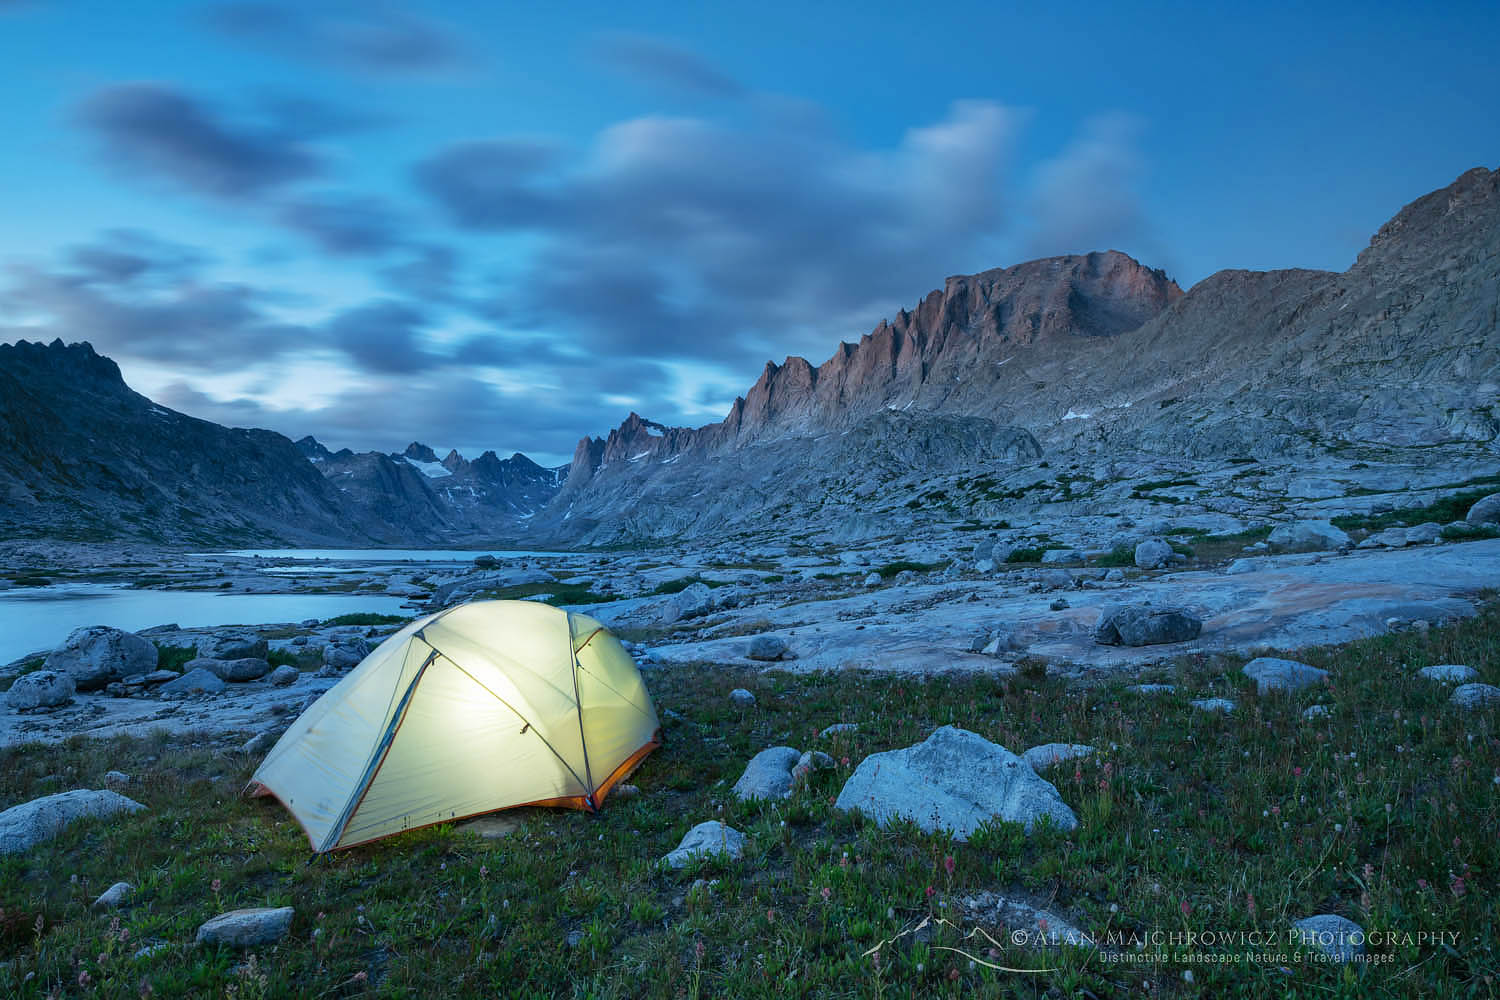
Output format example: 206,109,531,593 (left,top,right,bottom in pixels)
1,1,1496,465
